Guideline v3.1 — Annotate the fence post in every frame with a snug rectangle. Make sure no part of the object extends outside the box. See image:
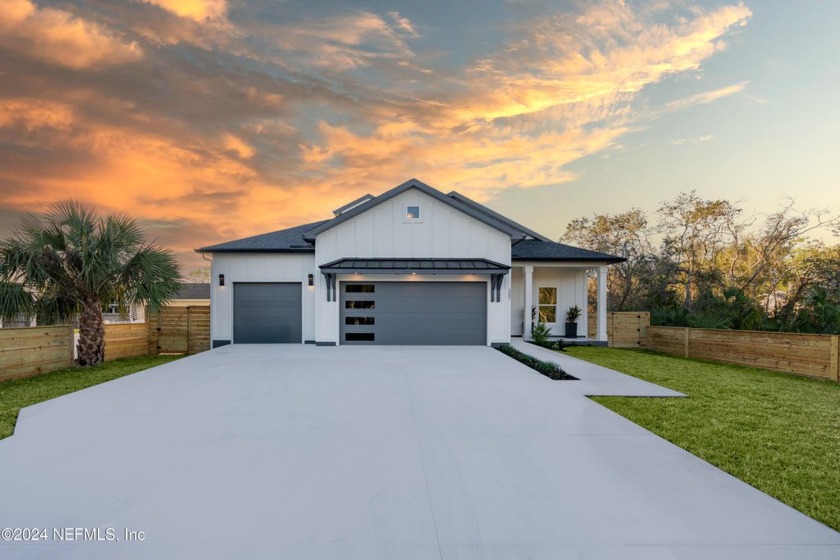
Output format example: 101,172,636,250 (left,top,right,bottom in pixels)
186,306,192,355
156,311,161,355
68,325,75,366
831,335,839,382
683,327,690,358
